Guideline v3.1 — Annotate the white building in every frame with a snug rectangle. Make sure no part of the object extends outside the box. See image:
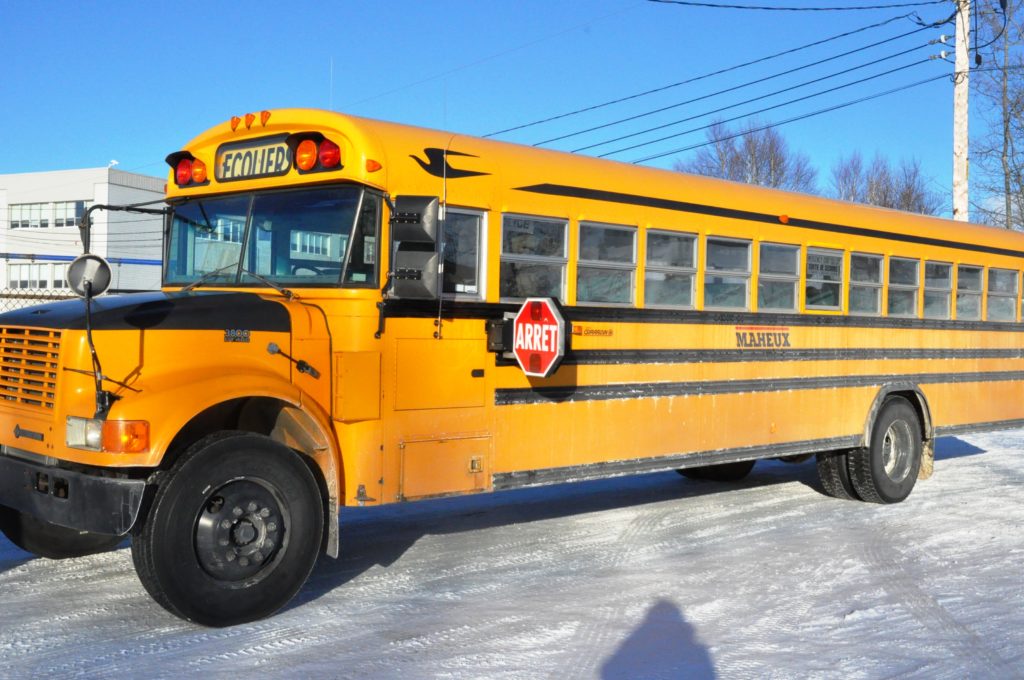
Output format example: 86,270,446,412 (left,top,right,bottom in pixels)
0,168,165,294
